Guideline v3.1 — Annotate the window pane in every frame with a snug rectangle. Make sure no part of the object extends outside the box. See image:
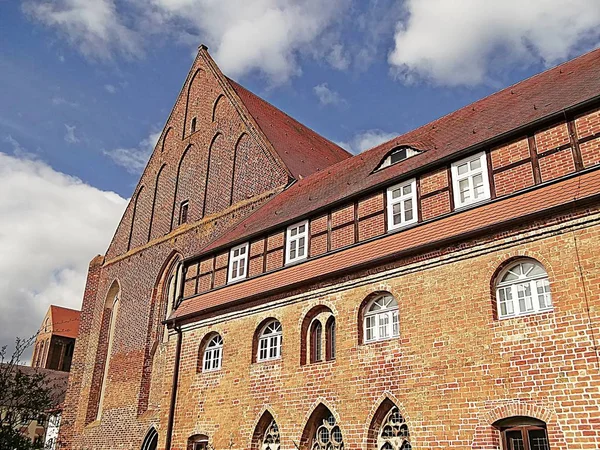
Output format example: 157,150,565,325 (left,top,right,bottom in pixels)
392,188,401,199
517,282,533,312
506,430,525,450
299,224,305,233
459,178,471,203
392,311,399,336
402,184,411,195
528,429,550,450
240,246,246,255
470,158,481,170
457,162,469,175
536,279,552,309
379,313,390,338
366,316,375,341
498,287,513,316
291,228,297,237
472,174,484,198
